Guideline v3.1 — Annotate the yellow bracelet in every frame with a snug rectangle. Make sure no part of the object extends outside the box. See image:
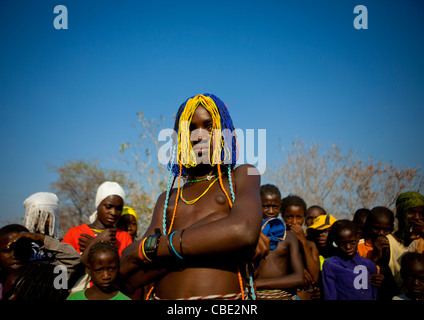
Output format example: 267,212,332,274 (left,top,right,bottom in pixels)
141,237,152,262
